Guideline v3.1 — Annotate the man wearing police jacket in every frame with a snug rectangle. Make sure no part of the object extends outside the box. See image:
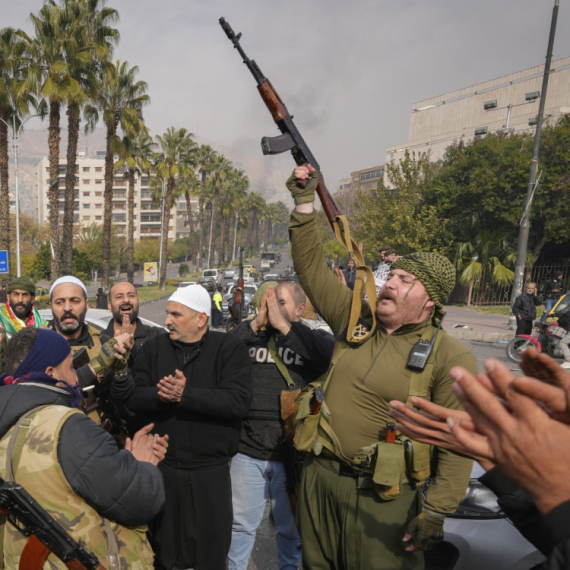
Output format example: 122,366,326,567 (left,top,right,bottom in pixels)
227,280,333,570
